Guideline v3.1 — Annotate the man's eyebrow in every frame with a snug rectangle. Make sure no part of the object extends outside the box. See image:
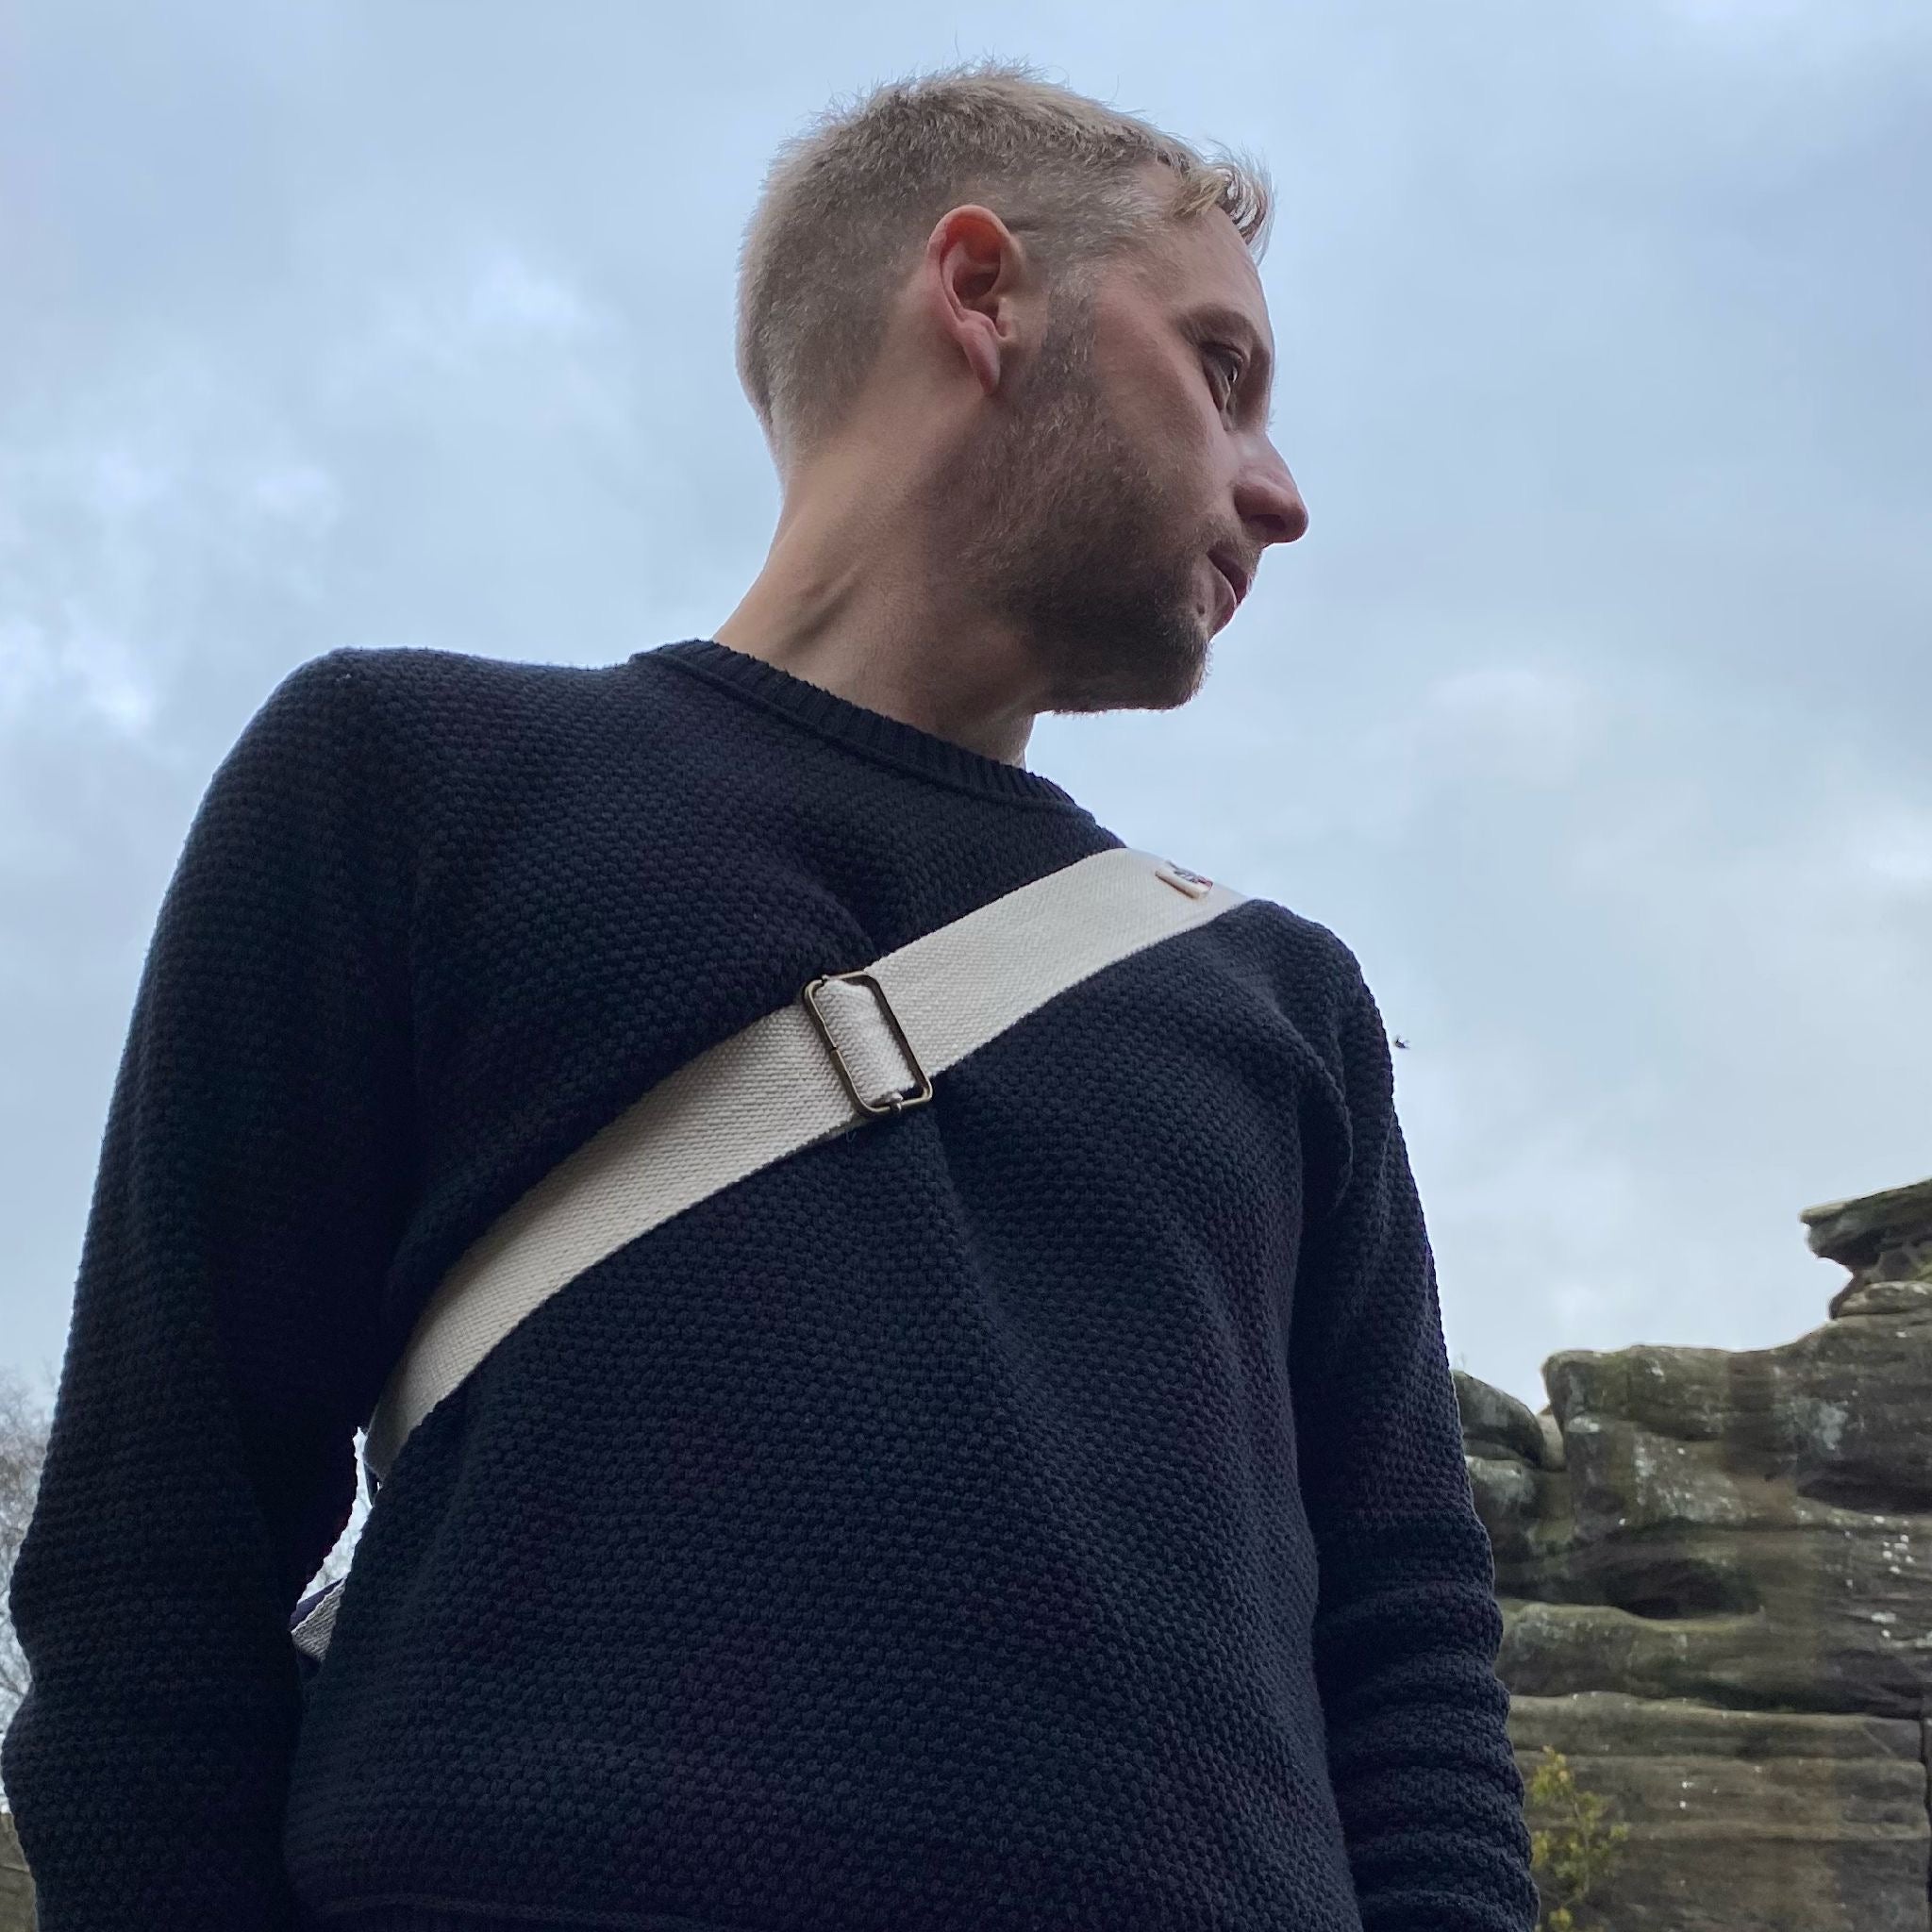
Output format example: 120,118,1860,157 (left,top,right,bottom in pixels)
1182,302,1275,424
